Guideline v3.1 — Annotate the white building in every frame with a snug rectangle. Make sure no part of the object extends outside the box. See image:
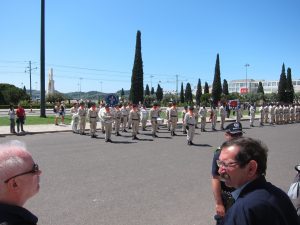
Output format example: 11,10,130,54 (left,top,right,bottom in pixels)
47,68,55,94
228,79,300,94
